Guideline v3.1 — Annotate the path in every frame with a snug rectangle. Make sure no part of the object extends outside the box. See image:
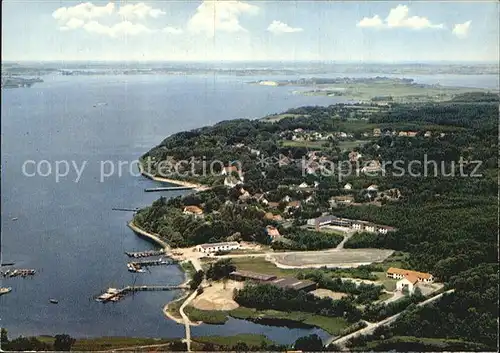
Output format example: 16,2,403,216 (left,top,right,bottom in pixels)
179,290,198,352
326,289,455,348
